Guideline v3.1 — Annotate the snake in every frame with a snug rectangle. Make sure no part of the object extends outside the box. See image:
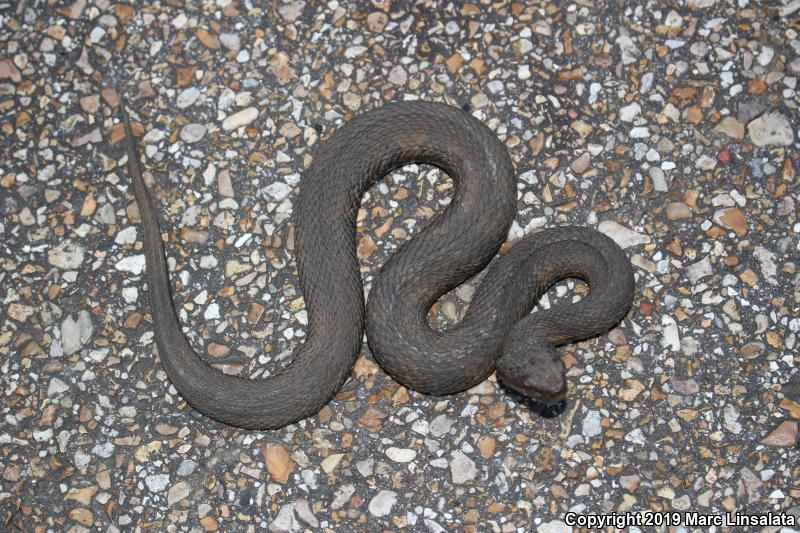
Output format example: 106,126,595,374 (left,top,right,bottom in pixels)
119,101,635,430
